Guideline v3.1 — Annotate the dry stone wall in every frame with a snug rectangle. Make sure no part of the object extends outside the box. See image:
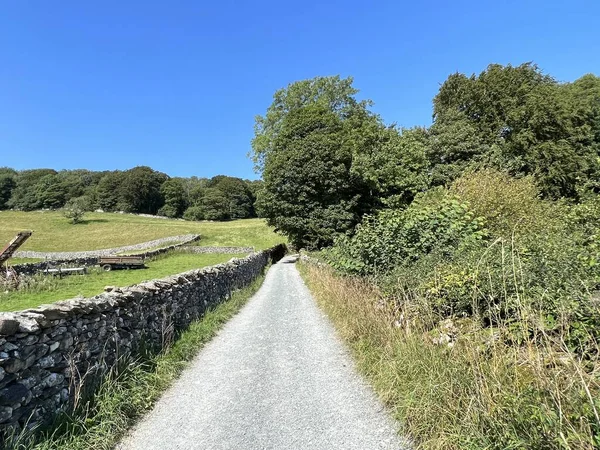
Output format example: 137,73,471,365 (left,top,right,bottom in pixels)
182,246,256,254
12,236,202,277
0,244,286,437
